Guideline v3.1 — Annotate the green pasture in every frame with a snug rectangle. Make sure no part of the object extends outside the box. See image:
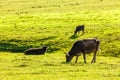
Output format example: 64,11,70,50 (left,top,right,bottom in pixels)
0,52,120,80
0,0,120,80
